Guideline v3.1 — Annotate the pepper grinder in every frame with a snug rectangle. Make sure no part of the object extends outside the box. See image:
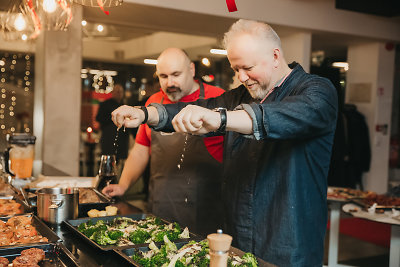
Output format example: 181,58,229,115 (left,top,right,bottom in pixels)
207,229,232,267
